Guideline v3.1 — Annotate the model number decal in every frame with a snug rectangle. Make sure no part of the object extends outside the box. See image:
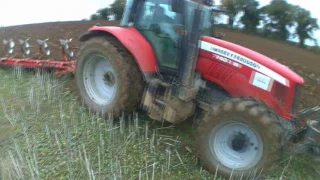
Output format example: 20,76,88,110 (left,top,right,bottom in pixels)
216,55,228,62
215,55,242,68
